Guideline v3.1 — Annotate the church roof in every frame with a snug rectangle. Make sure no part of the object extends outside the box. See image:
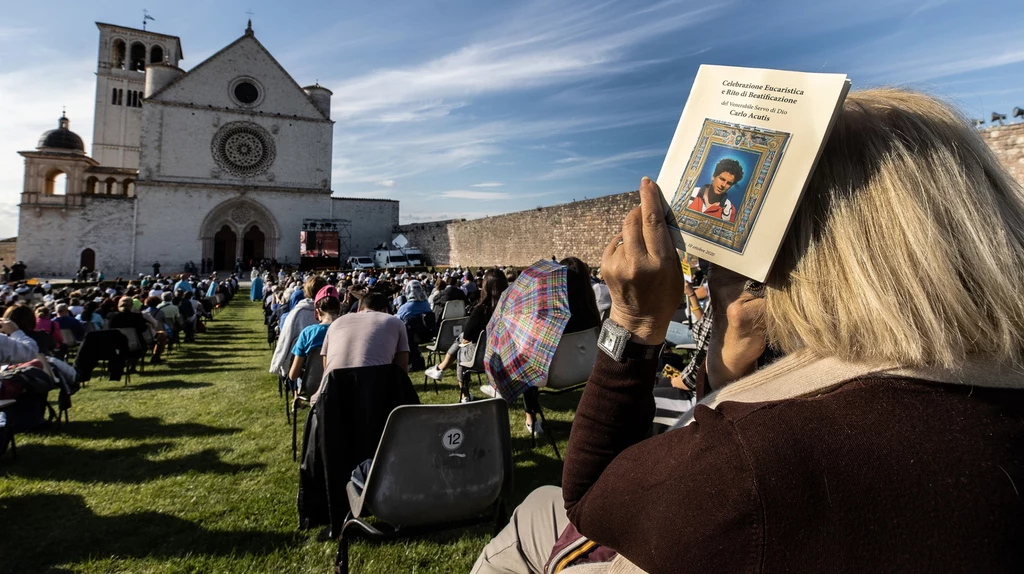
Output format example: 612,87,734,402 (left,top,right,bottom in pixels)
147,23,330,121
37,114,85,154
